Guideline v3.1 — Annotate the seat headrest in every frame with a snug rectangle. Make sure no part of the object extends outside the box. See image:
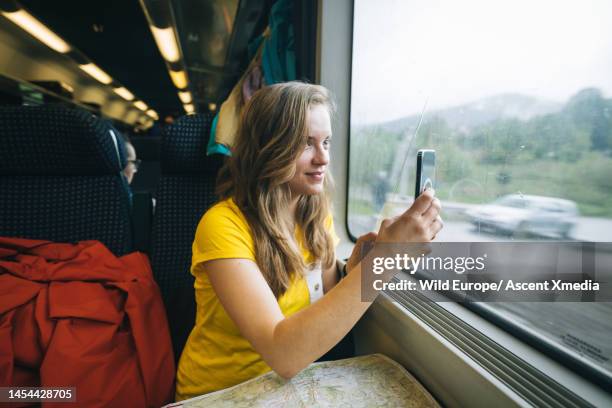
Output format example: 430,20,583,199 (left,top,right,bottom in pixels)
0,105,126,176
161,113,225,175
